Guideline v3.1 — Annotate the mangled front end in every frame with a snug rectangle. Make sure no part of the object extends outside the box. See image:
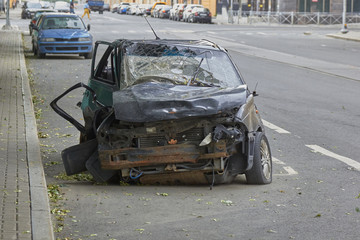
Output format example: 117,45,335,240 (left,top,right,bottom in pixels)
91,83,262,184
52,39,272,185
